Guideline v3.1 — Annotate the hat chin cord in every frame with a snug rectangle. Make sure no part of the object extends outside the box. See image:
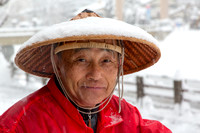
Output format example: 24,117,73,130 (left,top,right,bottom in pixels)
118,44,125,113
51,45,125,115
